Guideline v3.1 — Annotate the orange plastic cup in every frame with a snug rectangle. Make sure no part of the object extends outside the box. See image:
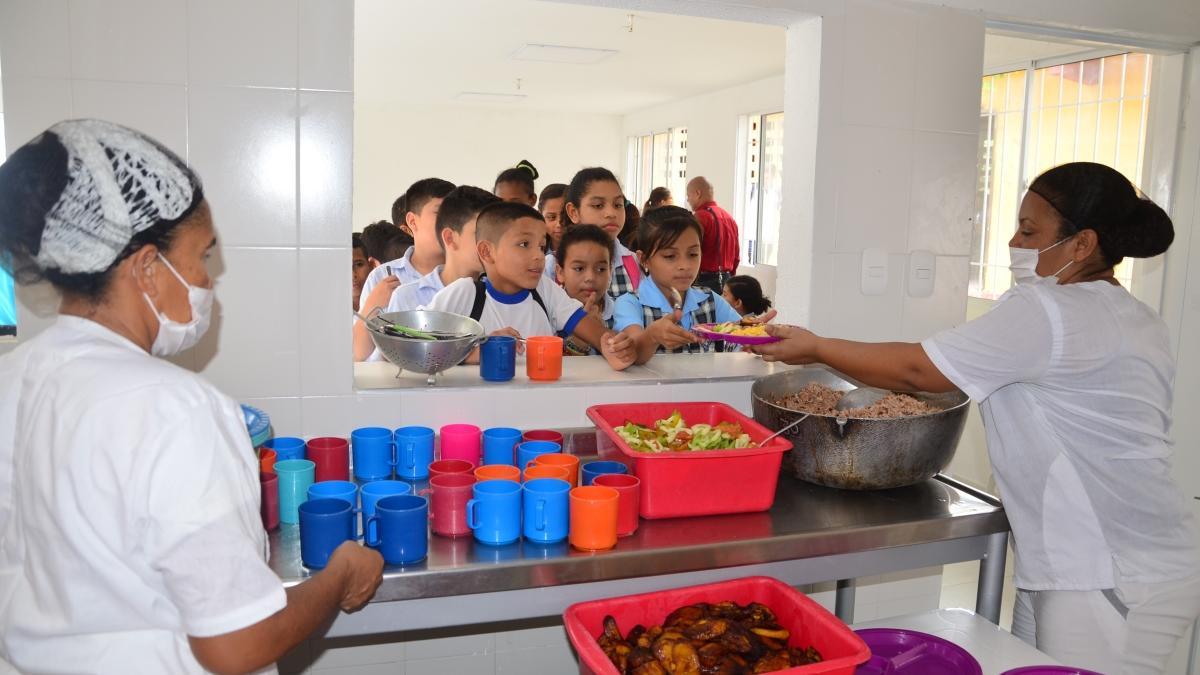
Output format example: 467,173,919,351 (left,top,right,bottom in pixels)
259,448,277,474
526,336,564,381
535,453,580,488
569,485,619,551
524,464,570,483
474,464,521,483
